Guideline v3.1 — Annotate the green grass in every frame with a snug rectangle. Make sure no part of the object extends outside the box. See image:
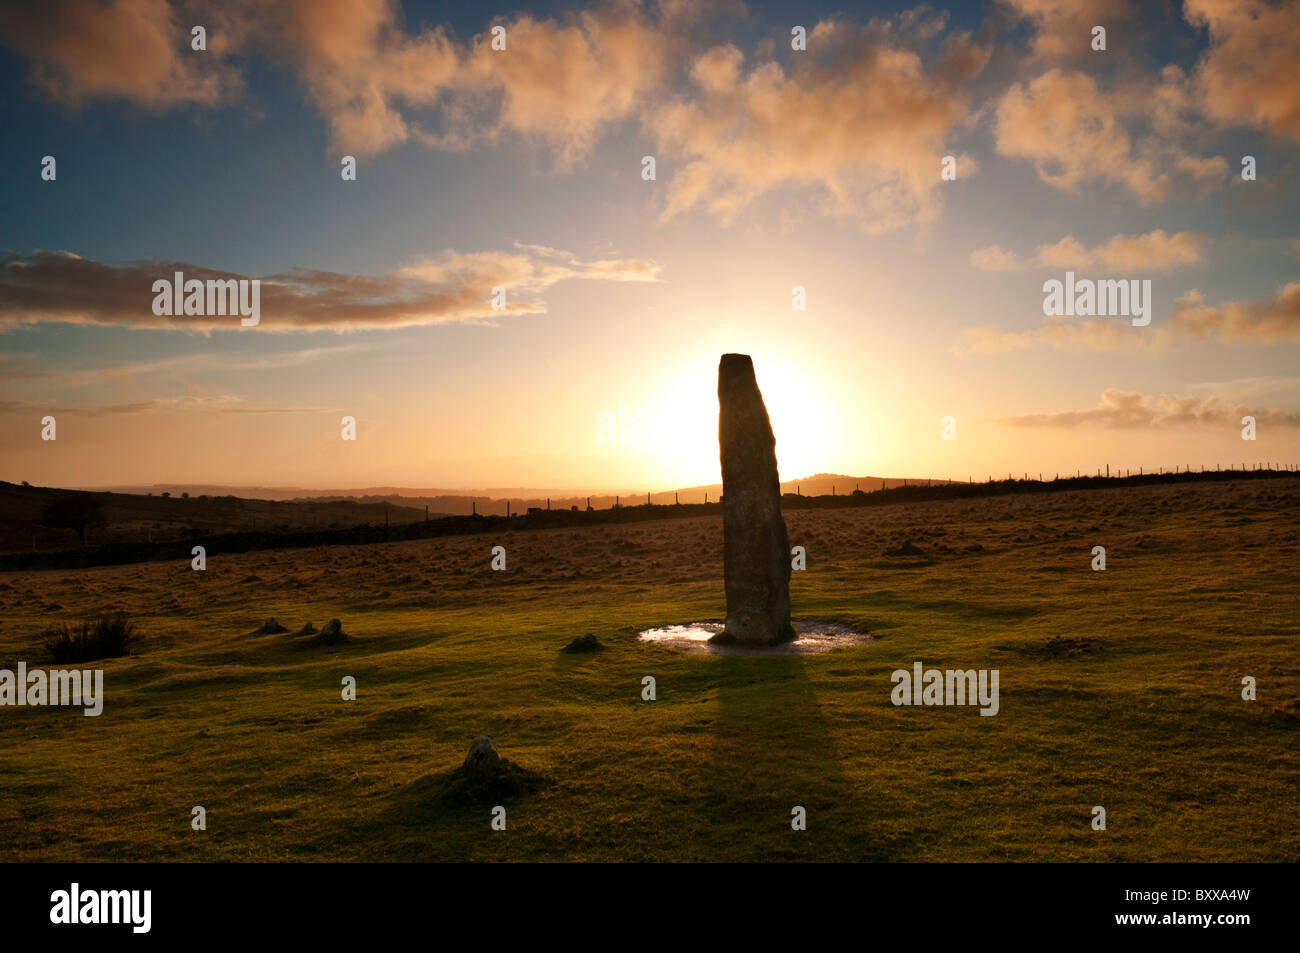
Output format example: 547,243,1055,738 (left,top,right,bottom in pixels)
1,477,1296,861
